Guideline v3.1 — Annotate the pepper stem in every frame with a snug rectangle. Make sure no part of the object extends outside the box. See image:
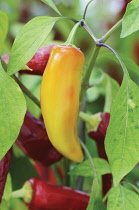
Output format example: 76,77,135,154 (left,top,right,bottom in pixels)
12,181,33,203
64,21,81,46
79,111,102,133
